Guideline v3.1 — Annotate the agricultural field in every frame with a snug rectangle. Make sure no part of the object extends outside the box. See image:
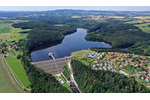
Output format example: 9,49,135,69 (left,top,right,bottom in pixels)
71,16,82,18
0,26,30,41
135,23,150,33
134,16,150,19
0,23,12,34
125,19,150,33
125,20,150,24
0,54,26,93
5,56,30,88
